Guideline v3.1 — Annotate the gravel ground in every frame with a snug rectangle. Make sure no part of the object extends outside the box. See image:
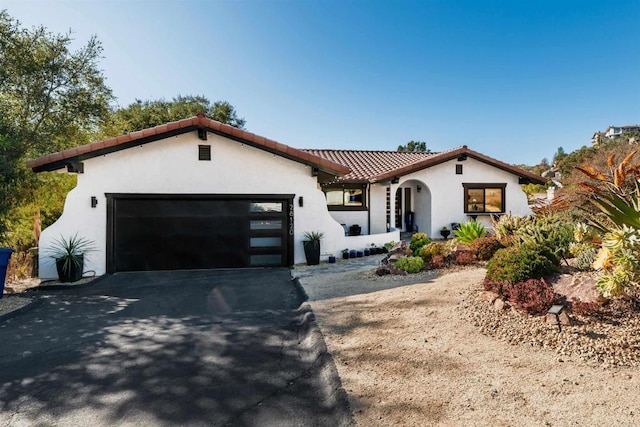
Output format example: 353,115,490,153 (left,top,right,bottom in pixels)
0,295,35,316
467,287,640,368
306,267,640,426
1,276,98,317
